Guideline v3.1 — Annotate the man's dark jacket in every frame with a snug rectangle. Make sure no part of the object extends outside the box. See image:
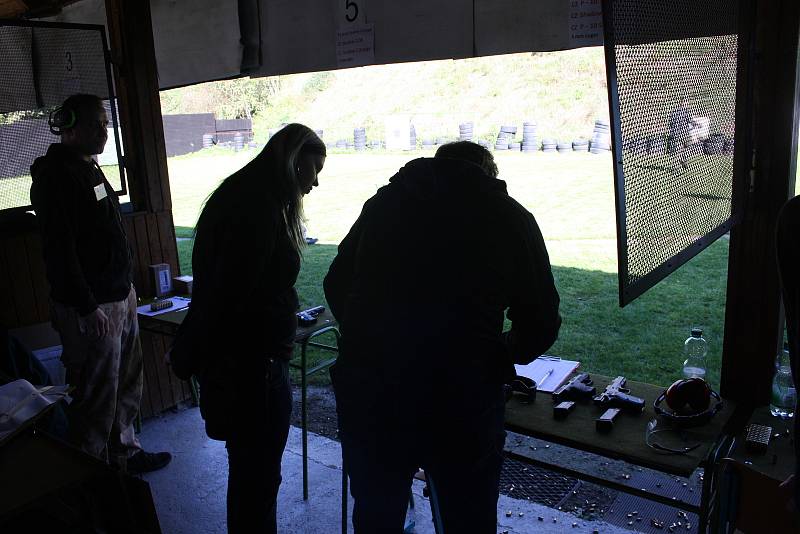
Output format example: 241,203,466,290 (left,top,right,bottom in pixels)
324,157,561,395
30,143,132,315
